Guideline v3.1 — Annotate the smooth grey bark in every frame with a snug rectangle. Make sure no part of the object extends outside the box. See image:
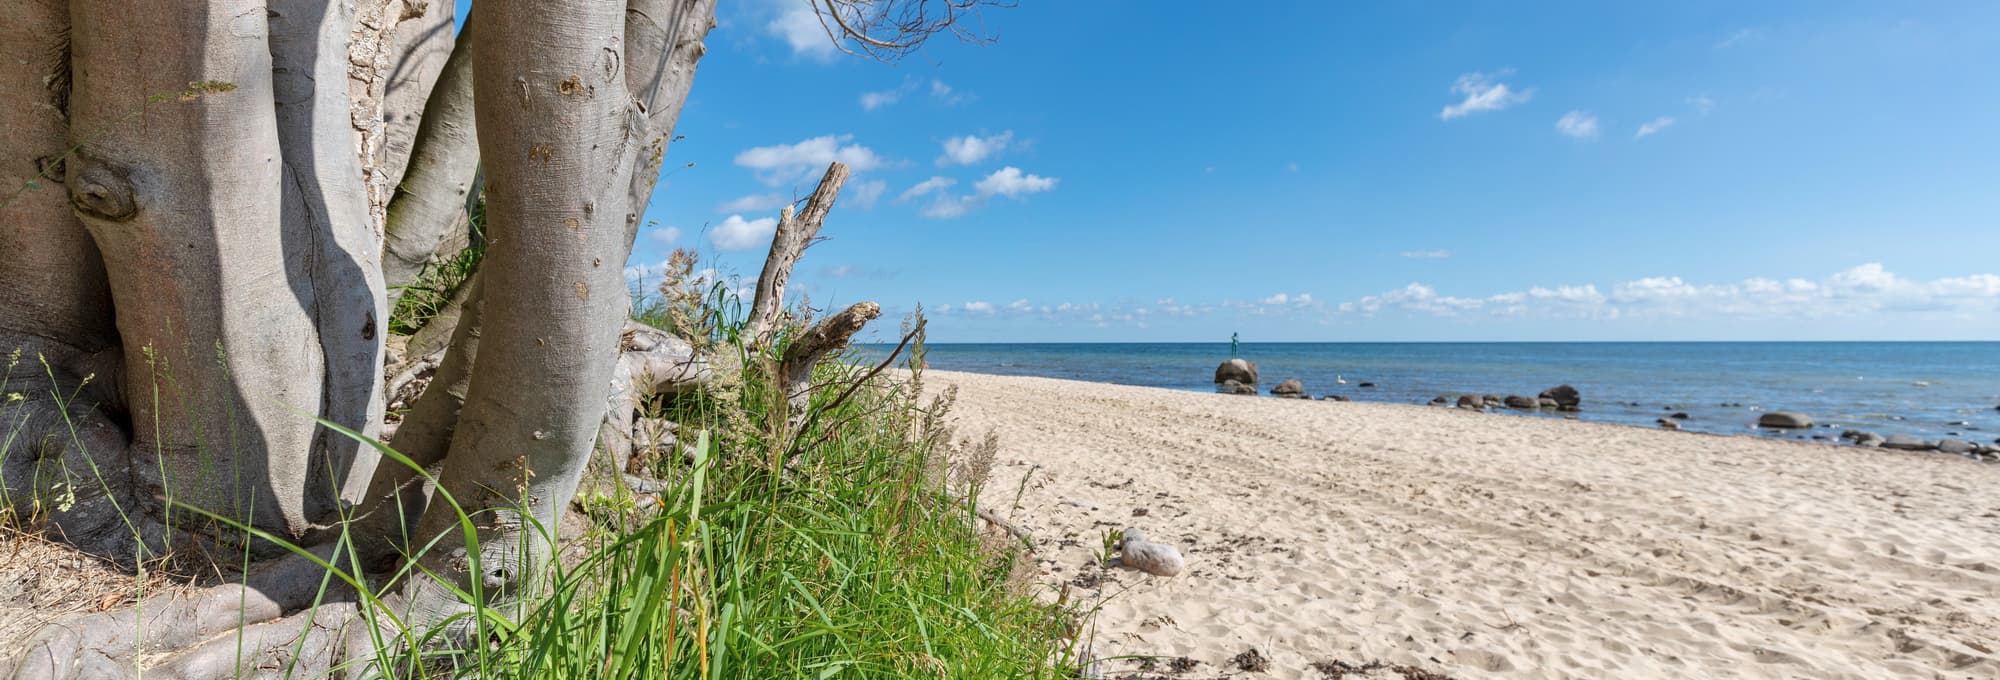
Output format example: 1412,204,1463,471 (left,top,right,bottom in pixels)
382,17,478,303
623,0,717,235
271,0,391,525
67,0,338,545
379,0,458,192
398,0,644,625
